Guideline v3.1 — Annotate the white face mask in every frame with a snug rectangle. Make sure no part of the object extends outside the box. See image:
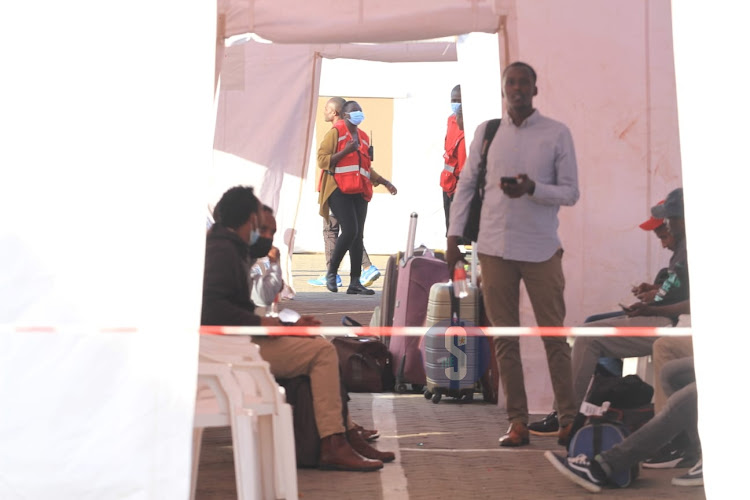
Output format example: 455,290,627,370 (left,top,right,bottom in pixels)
451,102,461,114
